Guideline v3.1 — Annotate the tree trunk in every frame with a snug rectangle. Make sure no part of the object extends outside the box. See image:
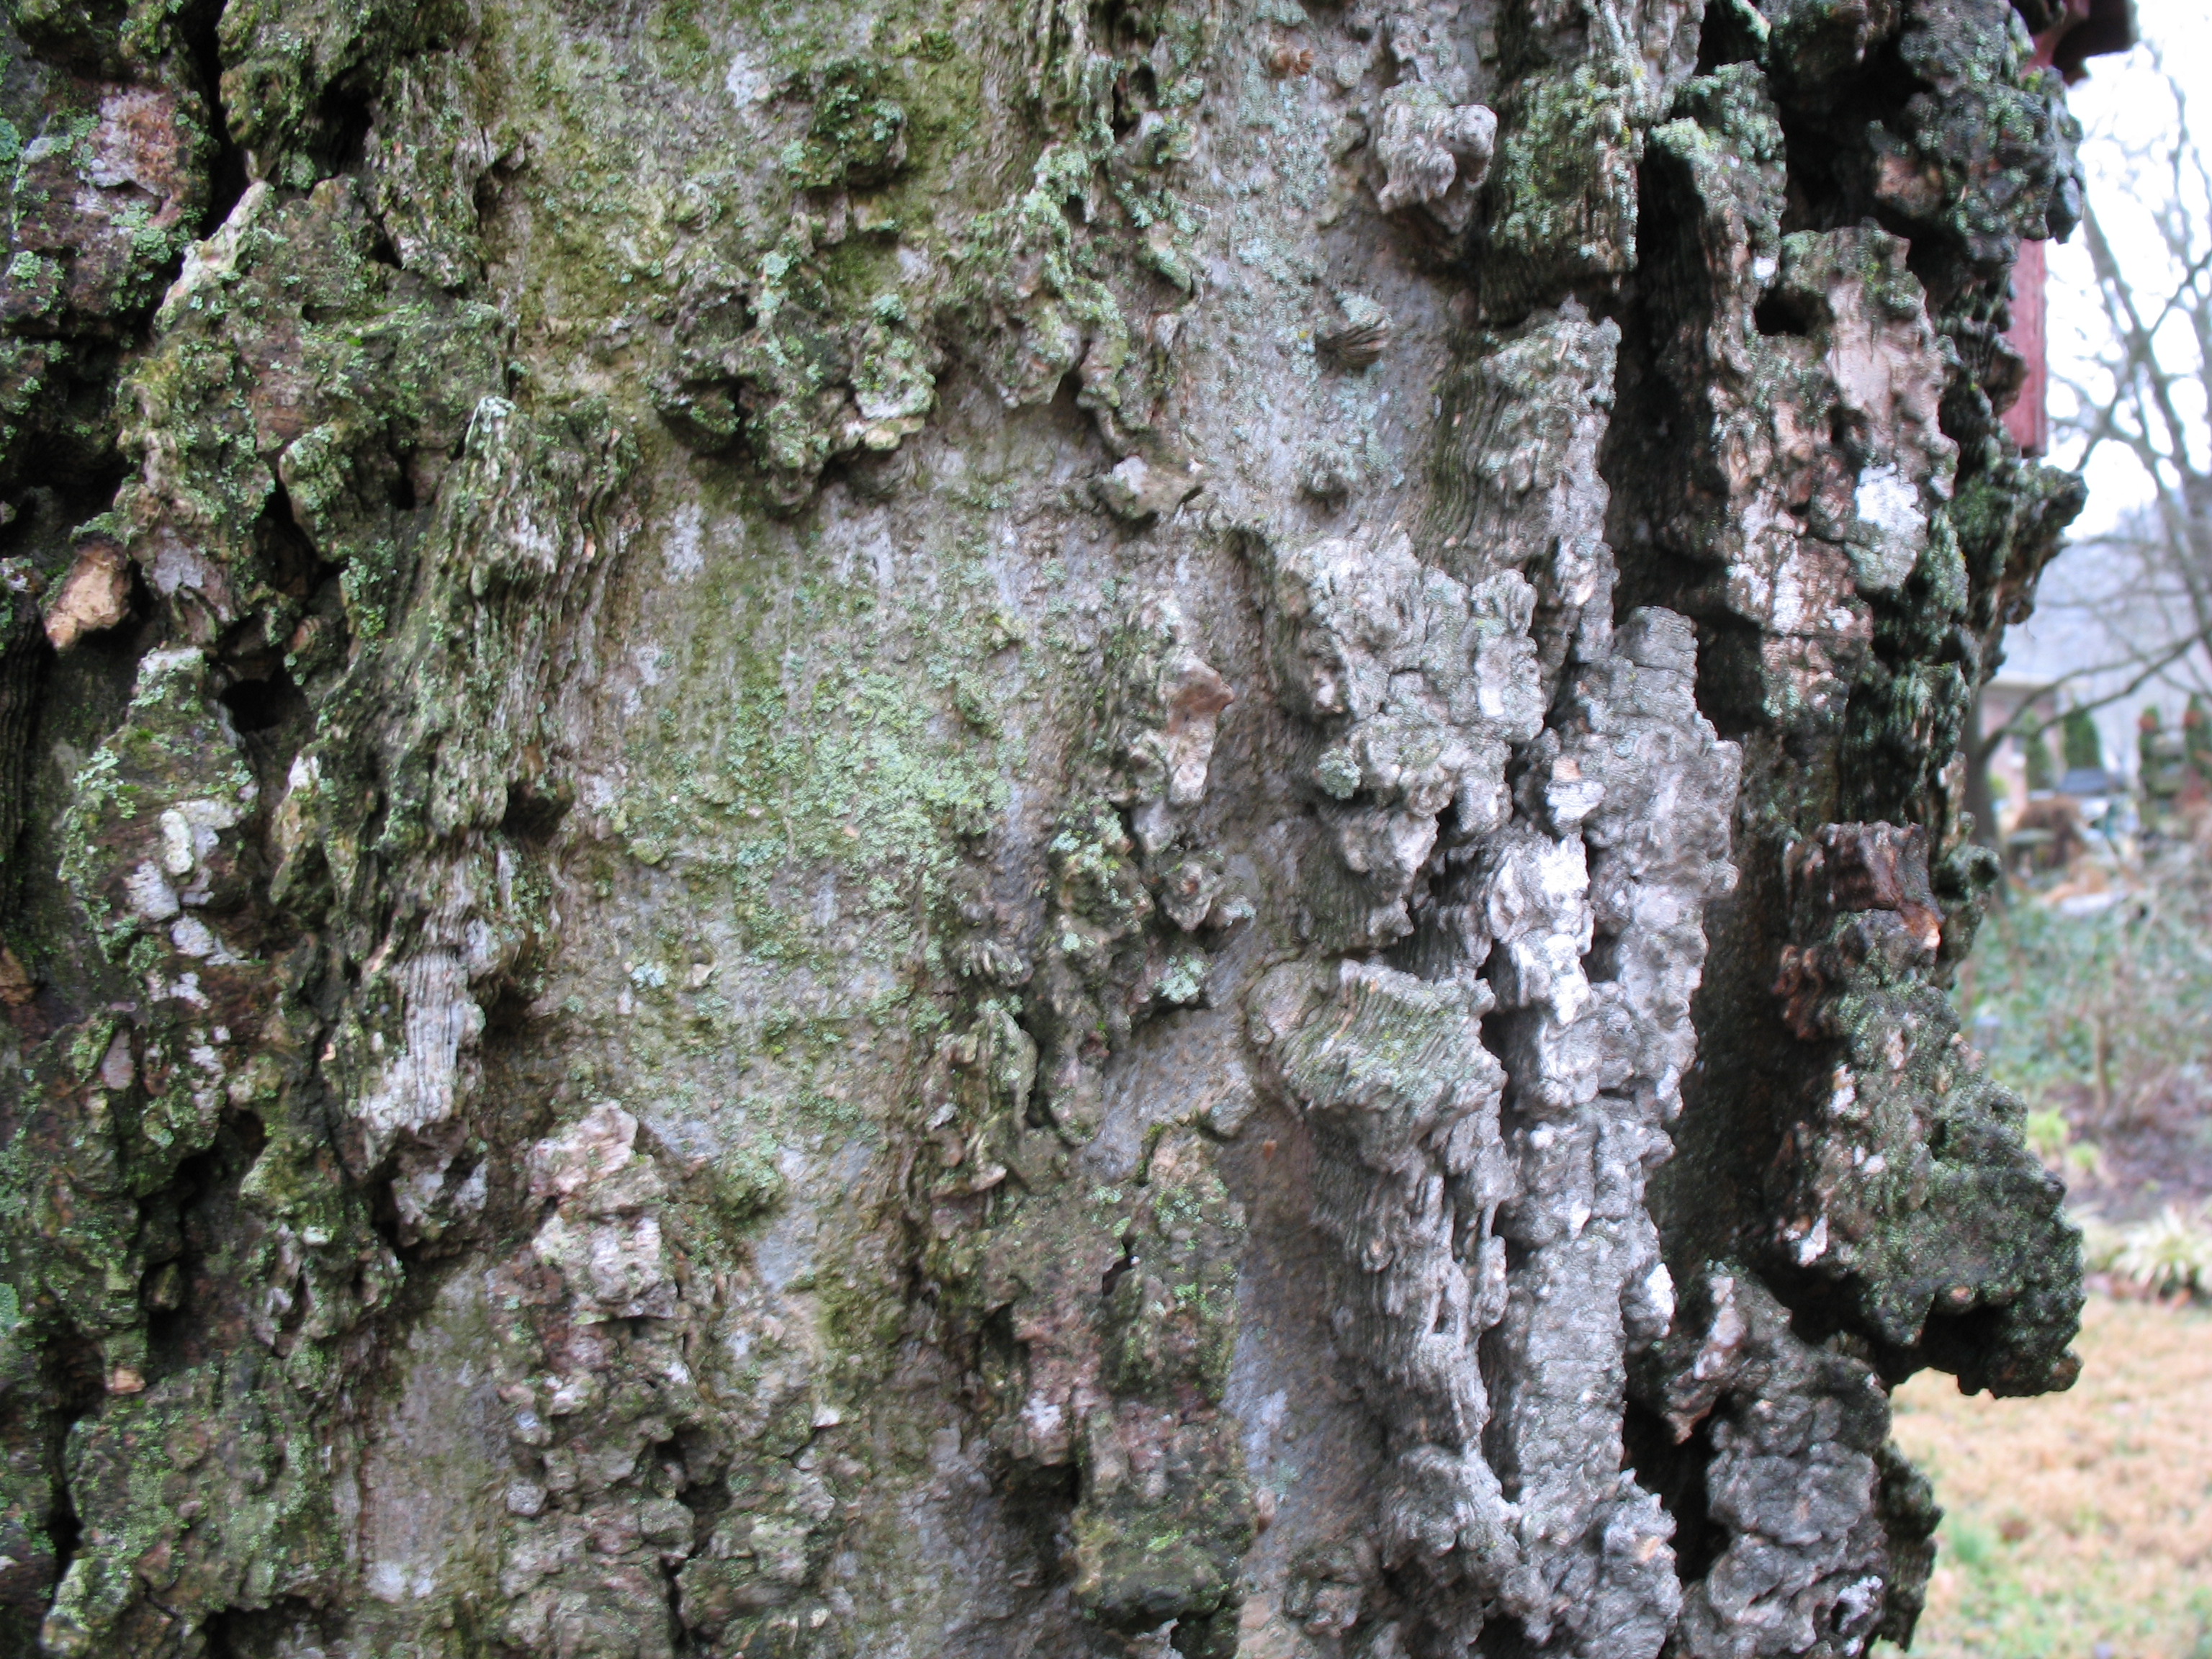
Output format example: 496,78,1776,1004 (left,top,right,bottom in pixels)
0,1,2091,1655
